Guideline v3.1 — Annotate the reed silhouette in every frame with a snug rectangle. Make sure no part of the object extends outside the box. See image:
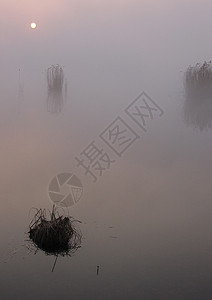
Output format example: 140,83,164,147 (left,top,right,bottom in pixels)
183,61,212,130
18,68,24,102
47,65,64,113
